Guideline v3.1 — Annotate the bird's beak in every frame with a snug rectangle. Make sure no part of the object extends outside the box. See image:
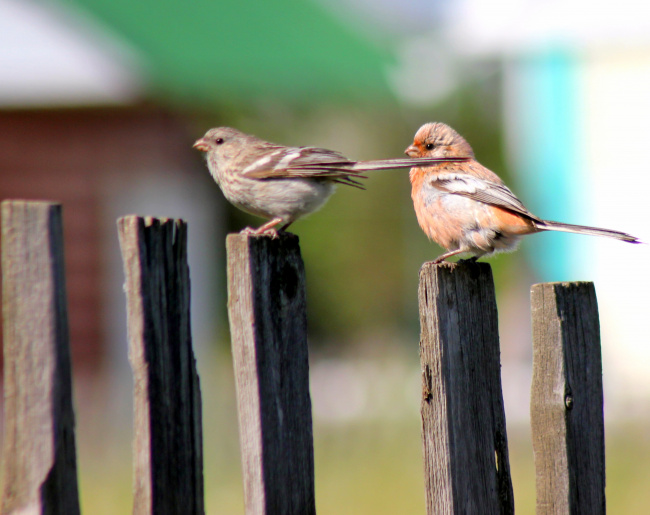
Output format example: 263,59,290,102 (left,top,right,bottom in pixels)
193,138,209,152
404,145,418,157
